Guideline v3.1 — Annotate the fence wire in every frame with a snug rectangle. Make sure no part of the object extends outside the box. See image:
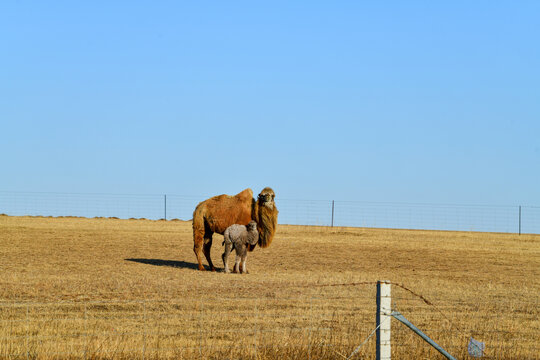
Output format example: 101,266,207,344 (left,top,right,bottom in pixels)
0,294,378,360
390,286,540,359
1,191,539,234
1,284,538,360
